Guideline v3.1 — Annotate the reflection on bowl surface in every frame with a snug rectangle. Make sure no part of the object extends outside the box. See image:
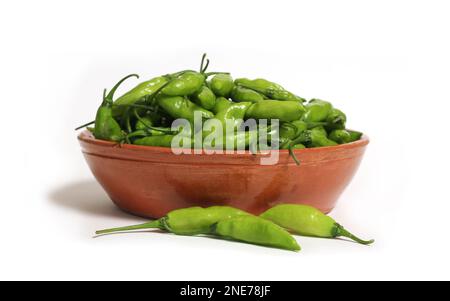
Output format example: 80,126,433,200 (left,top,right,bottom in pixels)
78,130,369,218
